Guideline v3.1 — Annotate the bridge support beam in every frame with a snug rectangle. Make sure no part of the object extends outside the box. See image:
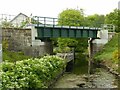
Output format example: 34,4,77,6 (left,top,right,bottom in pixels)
28,26,53,57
